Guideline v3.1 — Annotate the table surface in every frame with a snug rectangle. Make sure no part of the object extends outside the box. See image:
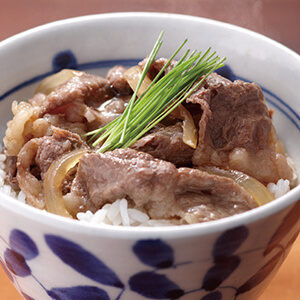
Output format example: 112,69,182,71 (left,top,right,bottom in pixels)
0,1,299,299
